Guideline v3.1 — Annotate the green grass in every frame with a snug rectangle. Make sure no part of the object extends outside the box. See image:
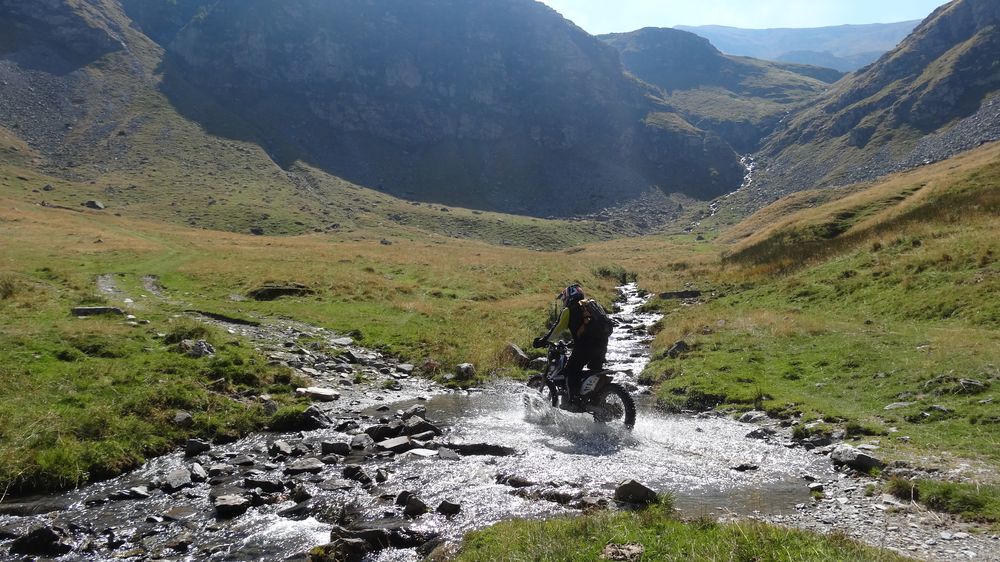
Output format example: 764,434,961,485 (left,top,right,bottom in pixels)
452,503,909,562
887,478,1000,527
